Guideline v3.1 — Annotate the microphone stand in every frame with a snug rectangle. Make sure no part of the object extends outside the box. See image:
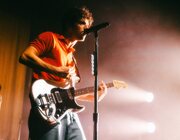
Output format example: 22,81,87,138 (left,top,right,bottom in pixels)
88,22,109,140
92,30,99,140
